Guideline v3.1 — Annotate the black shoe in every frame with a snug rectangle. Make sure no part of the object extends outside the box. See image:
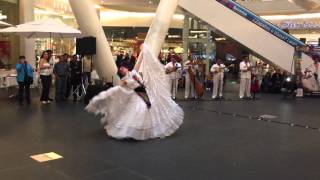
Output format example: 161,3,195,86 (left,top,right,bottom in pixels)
48,98,54,101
